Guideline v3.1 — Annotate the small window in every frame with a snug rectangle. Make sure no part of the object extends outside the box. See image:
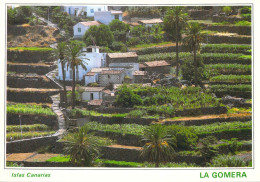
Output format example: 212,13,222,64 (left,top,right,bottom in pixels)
84,11,87,16
87,48,92,52
90,9,94,13
78,28,81,32
98,8,101,11
108,75,110,79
